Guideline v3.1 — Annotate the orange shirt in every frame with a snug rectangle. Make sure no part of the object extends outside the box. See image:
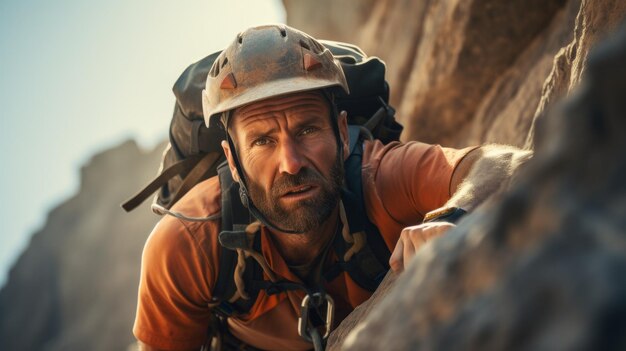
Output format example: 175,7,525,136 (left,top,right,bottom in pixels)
133,140,476,350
